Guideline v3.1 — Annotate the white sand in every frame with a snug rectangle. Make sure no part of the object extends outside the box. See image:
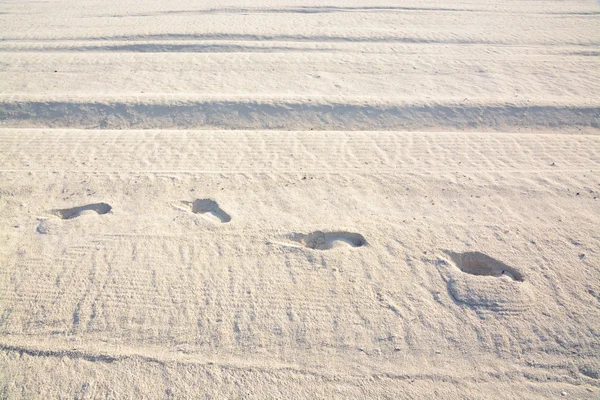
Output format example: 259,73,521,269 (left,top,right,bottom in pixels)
0,0,599,398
